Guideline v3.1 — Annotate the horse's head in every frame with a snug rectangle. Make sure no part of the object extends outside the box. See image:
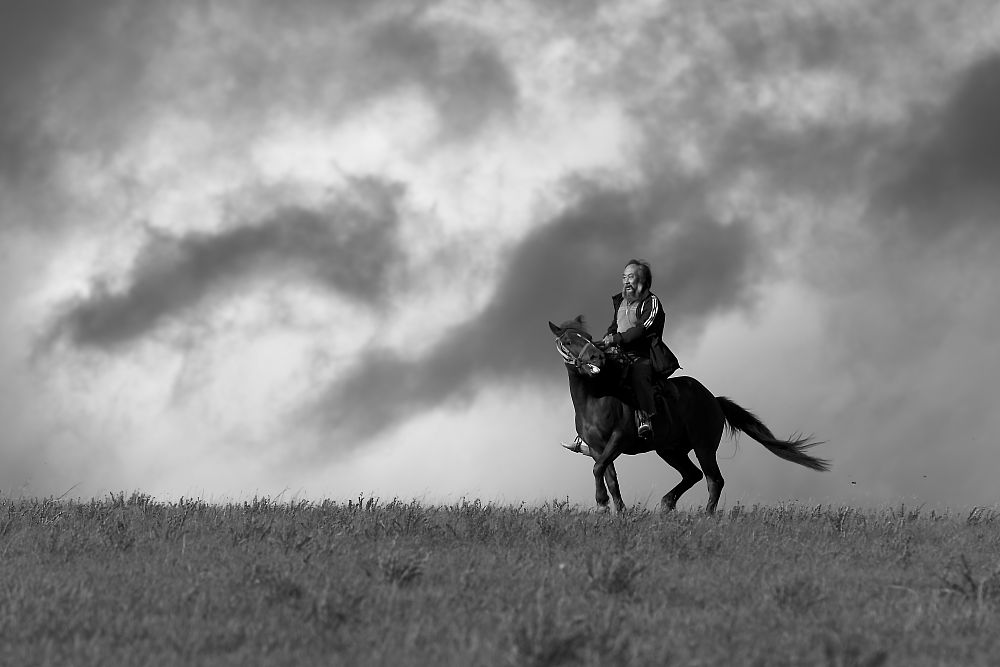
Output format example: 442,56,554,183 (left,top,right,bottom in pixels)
548,315,606,377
